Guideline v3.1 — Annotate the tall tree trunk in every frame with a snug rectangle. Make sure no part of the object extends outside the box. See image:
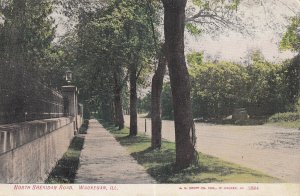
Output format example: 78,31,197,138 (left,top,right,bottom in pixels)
151,43,167,149
162,0,196,169
113,71,124,130
130,63,138,136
